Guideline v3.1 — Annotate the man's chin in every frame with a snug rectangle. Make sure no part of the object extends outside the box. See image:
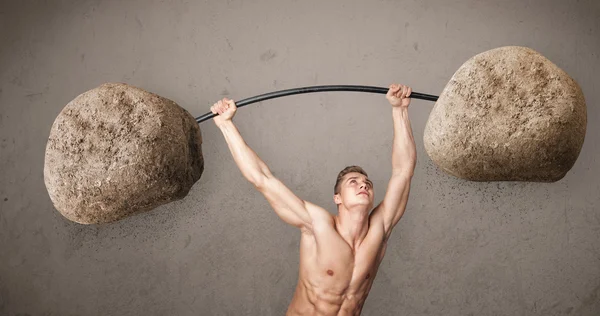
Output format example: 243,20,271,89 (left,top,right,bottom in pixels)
349,201,373,210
